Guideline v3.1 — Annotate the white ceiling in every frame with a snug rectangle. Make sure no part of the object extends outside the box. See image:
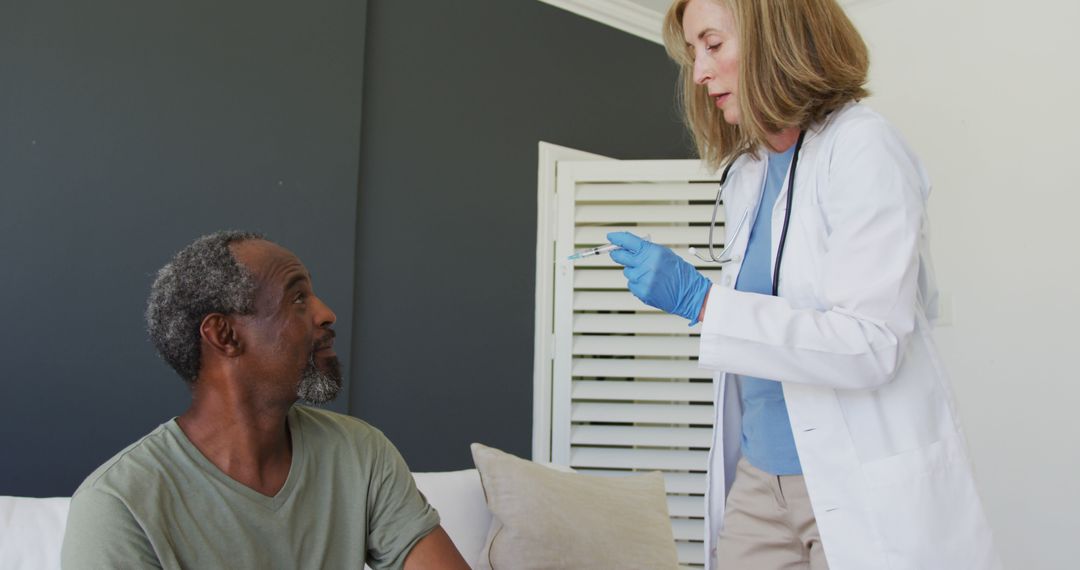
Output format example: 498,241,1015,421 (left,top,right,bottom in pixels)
627,0,671,13
539,0,868,45
537,0,667,44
